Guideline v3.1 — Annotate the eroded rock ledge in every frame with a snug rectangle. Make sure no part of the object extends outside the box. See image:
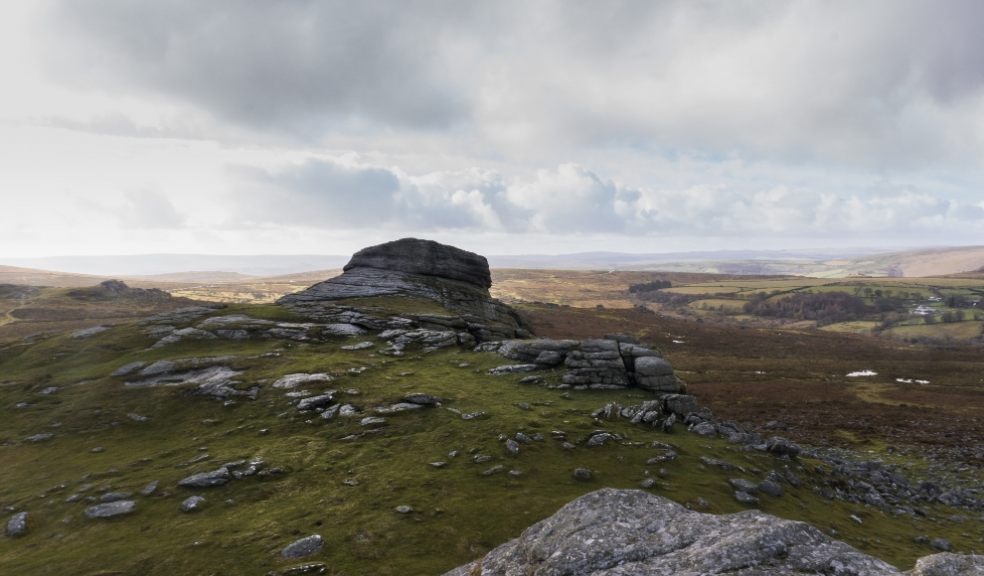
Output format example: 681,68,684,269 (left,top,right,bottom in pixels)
478,336,682,393
444,488,984,576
